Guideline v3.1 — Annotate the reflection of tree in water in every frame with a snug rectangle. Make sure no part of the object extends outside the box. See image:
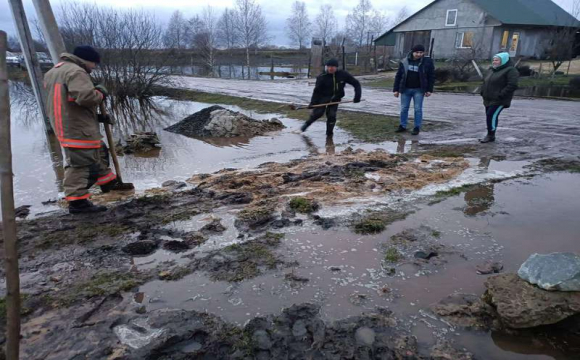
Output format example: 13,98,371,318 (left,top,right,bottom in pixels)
463,157,495,216
9,81,42,129
108,98,171,140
